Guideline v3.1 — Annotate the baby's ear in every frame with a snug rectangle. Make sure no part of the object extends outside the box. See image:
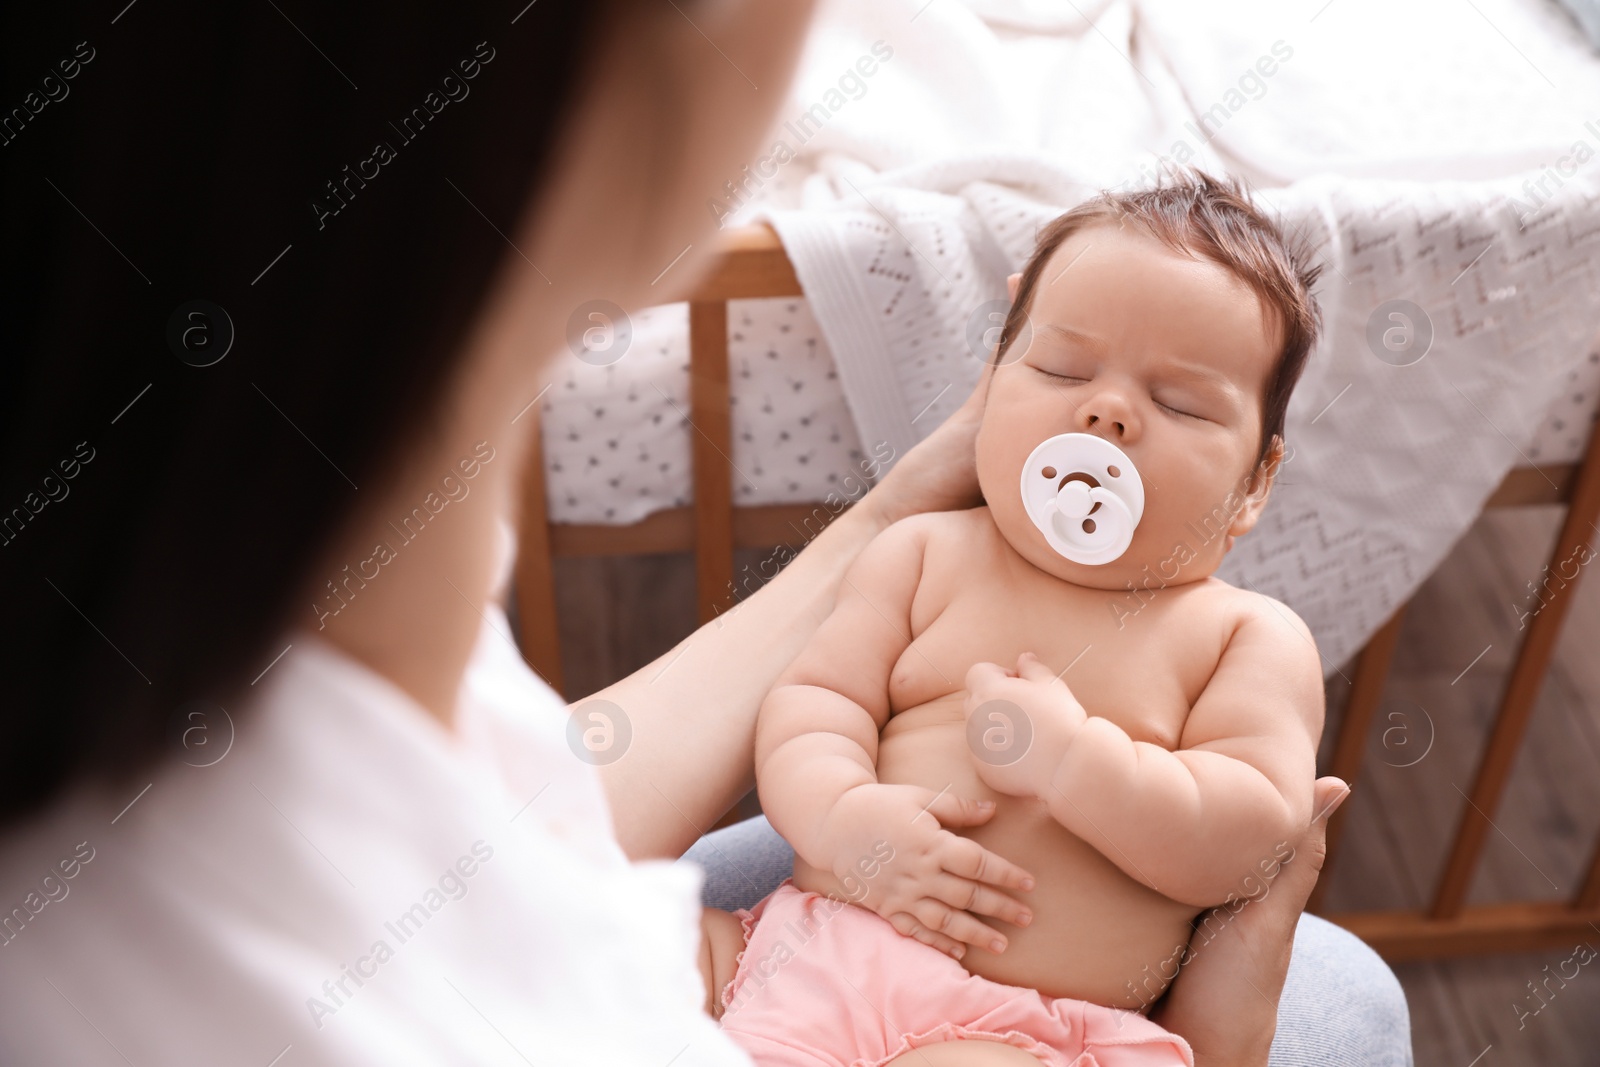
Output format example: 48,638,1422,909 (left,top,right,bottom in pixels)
1227,436,1285,543
1006,272,1022,305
